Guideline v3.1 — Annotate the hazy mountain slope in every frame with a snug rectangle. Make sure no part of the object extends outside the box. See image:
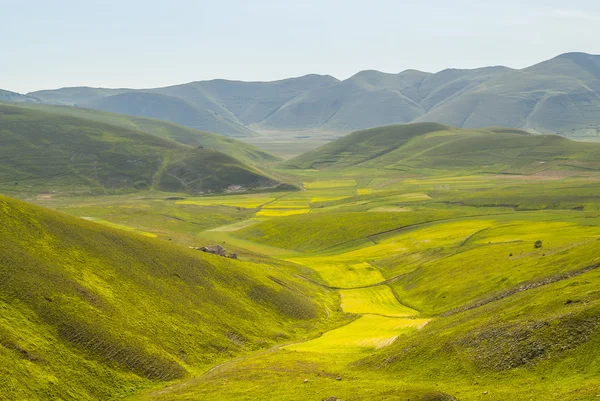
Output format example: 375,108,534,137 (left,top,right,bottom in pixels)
0,195,328,400
0,89,40,103
80,92,256,137
6,102,280,165
0,104,282,196
26,75,338,137
152,74,339,126
415,54,600,133
285,123,600,173
257,67,513,132
19,52,600,138
28,87,128,105
259,74,426,131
